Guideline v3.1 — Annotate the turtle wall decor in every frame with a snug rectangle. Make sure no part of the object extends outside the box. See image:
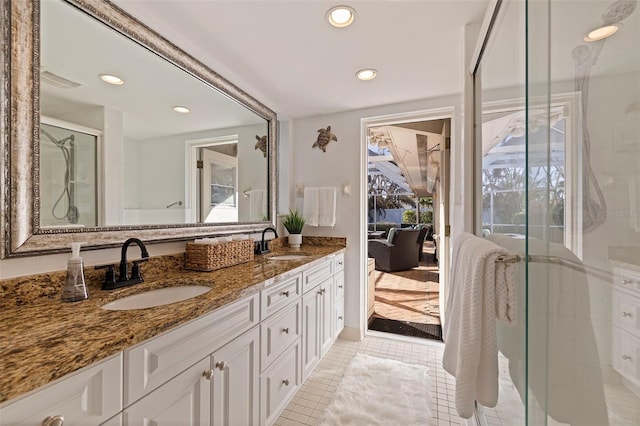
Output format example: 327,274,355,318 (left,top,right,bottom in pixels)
254,135,267,157
312,126,337,152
